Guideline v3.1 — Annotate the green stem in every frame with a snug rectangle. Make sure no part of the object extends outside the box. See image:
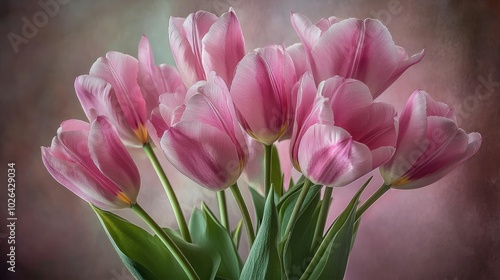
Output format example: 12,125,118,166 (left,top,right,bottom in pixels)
264,144,272,197
284,179,311,238
142,142,191,243
310,186,333,252
355,183,391,221
230,183,255,245
217,190,229,231
131,204,199,280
